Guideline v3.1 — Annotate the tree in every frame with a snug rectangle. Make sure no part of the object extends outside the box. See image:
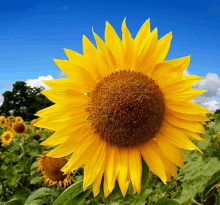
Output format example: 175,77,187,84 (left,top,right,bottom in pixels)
215,109,220,115
0,81,54,121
